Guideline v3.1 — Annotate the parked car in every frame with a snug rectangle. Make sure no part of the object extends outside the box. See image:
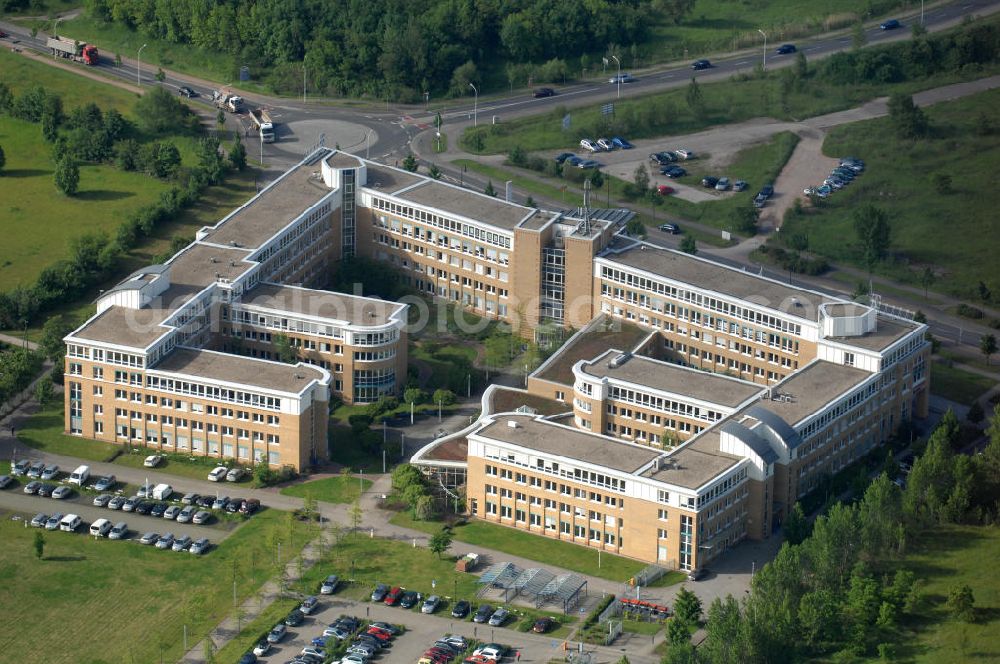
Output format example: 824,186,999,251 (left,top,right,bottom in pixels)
123,496,141,512
691,59,712,70
40,464,60,480
578,159,601,169
240,498,261,515
252,641,271,657
23,480,42,495
181,492,200,505
473,644,505,660
733,179,748,191
143,454,163,468
661,165,687,178
608,72,635,84
30,513,48,528
399,590,421,609
880,18,901,30
775,43,797,54
715,177,731,191
59,514,82,532
93,475,116,491
45,513,64,531
753,192,768,208
566,156,584,167
237,654,256,664
300,596,320,615
151,503,168,518
109,522,128,540
172,535,193,551
533,87,556,98
284,609,305,626
177,506,196,523
579,139,599,152
51,485,72,500
136,501,155,515
533,617,555,633
488,607,510,626
27,461,45,478
192,510,212,525
300,647,326,660
196,495,215,508
384,586,404,606
596,138,614,151
421,595,441,614
155,533,175,549
368,621,398,635
675,148,694,159
107,495,127,510
658,223,681,234
368,584,391,603
656,185,675,196
208,466,228,482
139,532,160,545
321,575,341,595
225,499,242,513
190,537,211,555
68,465,89,486
178,86,198,97
12,459,30,476
701,176,719,188
163,505,182,520
136,482,155,498
554,152,575,164
37,483,56,497
226,467,245,482
267,624,288,643
612,136,633,149
473,604,494,623
212,496,230,510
